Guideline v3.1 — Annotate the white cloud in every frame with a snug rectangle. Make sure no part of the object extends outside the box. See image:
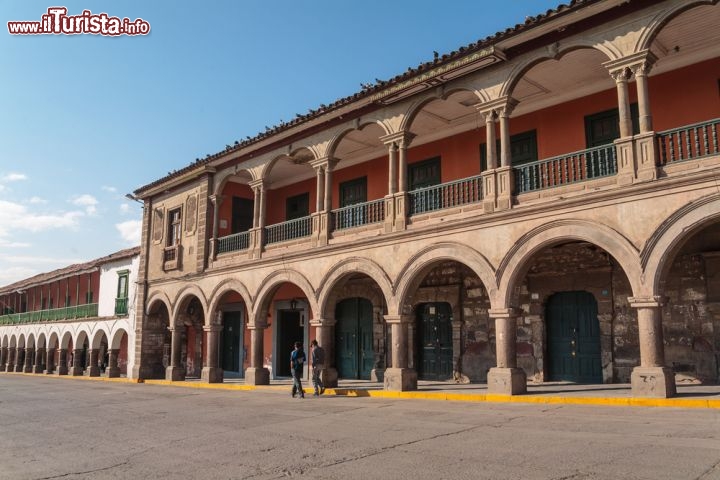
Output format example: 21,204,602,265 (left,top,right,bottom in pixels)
120,203,130,214
0,200,84,237
0,239,30,248
0,266,40,287
1,173,27,182
71,194,98,215
116,220,141,245
28,196,47,204
0,254,82,265
102,185,118,193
